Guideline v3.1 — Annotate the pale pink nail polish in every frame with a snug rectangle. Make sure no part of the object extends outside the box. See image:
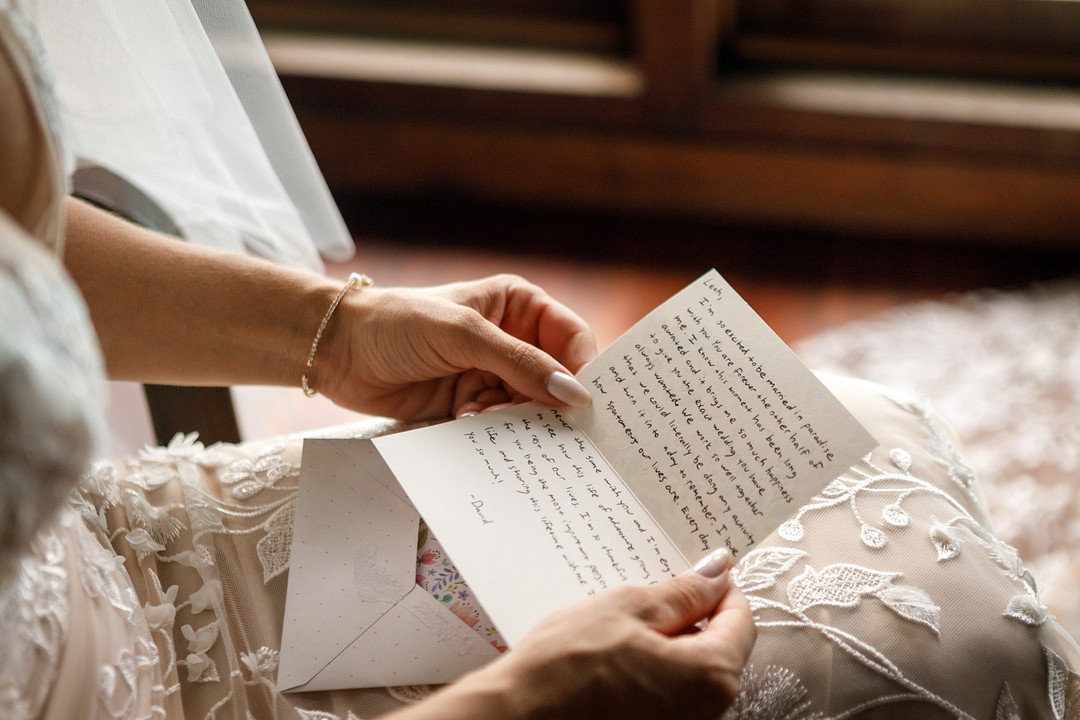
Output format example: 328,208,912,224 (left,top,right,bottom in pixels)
546,371,591,407
693,548,732,578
